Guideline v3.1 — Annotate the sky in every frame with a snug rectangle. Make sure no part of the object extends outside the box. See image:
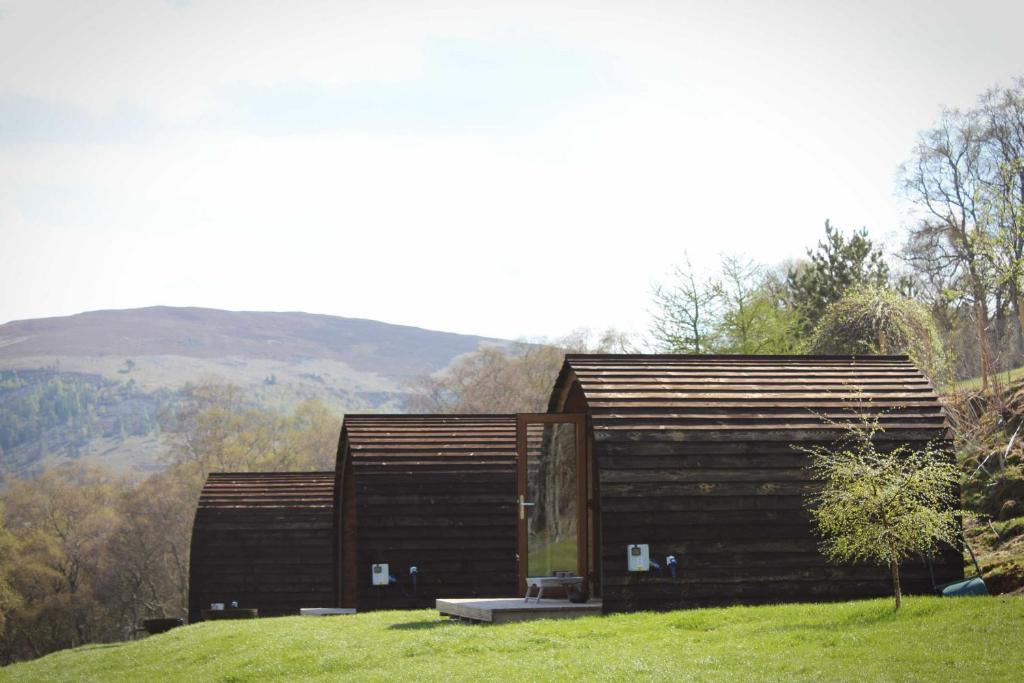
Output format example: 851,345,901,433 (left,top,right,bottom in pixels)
2,1,1023,341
